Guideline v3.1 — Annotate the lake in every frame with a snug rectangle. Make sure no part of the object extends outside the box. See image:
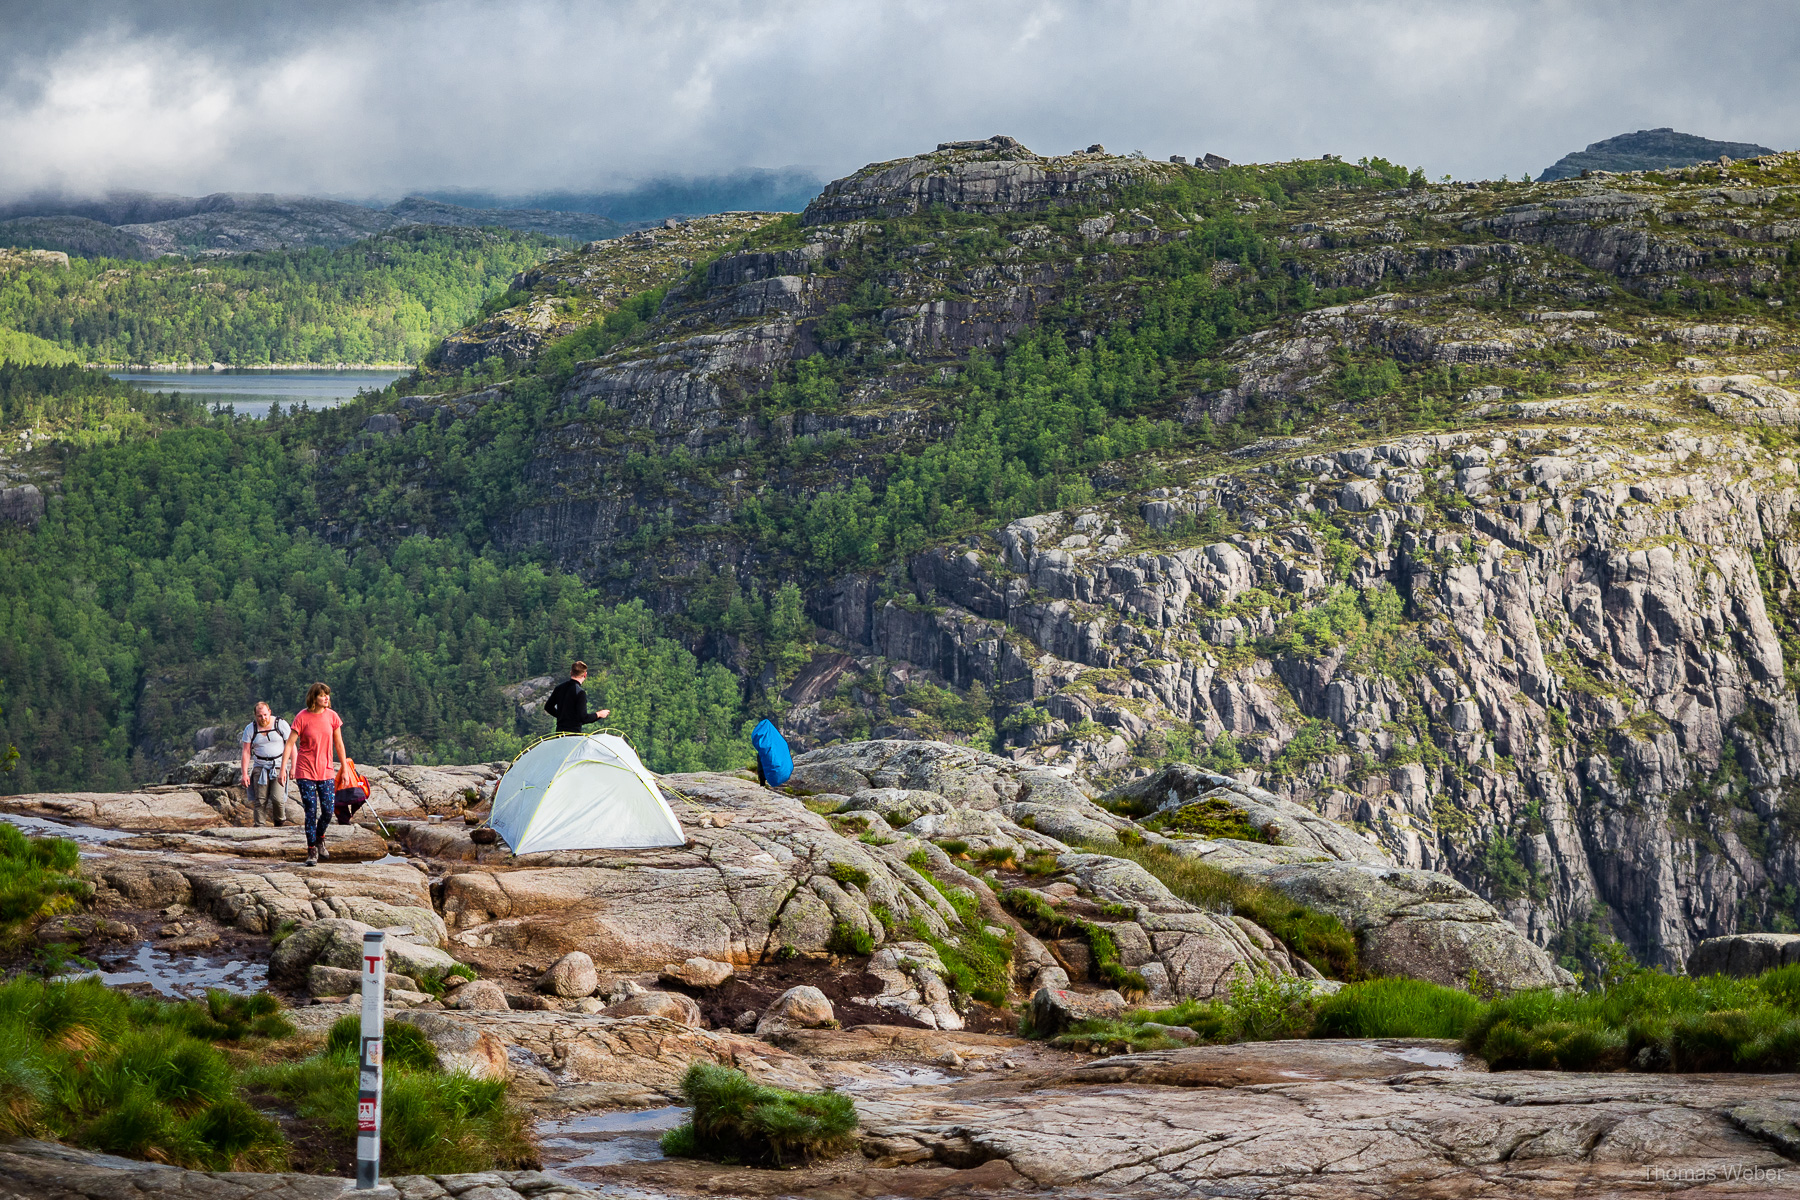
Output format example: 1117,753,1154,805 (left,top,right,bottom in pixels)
109,368,406,417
